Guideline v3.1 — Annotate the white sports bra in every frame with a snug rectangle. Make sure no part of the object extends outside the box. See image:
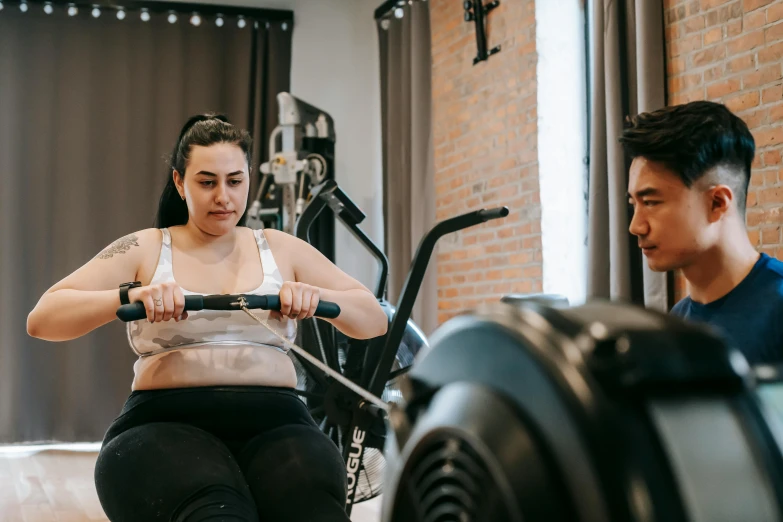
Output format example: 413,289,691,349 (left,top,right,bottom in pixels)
126,228,297,360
